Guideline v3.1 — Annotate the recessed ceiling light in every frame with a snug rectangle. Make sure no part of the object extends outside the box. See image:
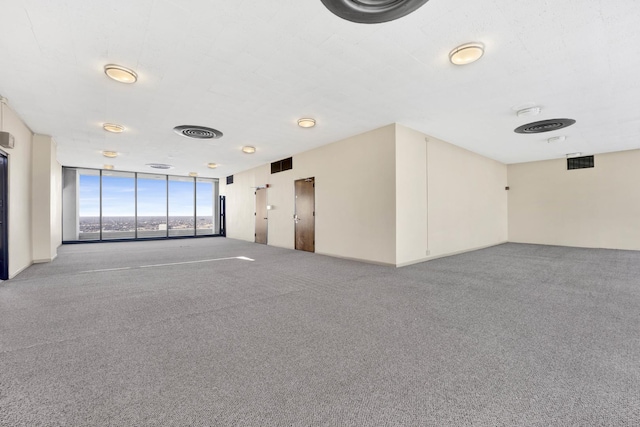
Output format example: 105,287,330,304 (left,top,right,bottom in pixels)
104,64,138,84
449,42,484,65
102,150,118,158
207,163,218,169
297,118,316,128
548,136,567,143
103,123,125,133
189,172,198,177
242,146,256,154
566,152,583,158
103,164,114,170
516,107,541,118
